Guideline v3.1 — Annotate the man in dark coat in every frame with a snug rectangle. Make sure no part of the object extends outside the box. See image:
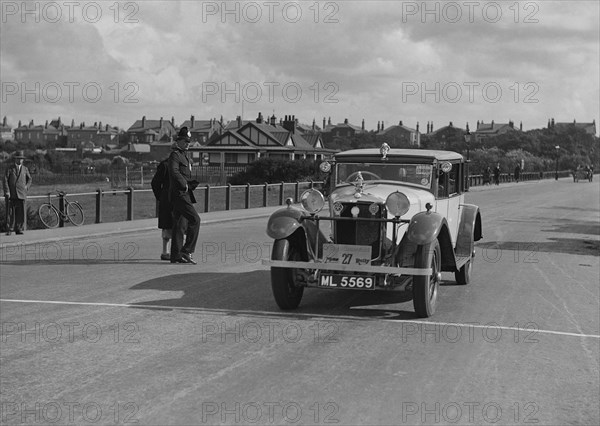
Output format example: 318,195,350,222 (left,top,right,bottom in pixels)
168,127,200,264
151,156,174,260
493,163,501,185
3,151,32,235
514,163,521,183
